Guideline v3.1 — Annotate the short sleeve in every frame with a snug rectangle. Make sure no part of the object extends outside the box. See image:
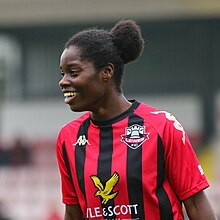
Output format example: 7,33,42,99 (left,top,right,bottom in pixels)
56,130,79,205
160,112,209,201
